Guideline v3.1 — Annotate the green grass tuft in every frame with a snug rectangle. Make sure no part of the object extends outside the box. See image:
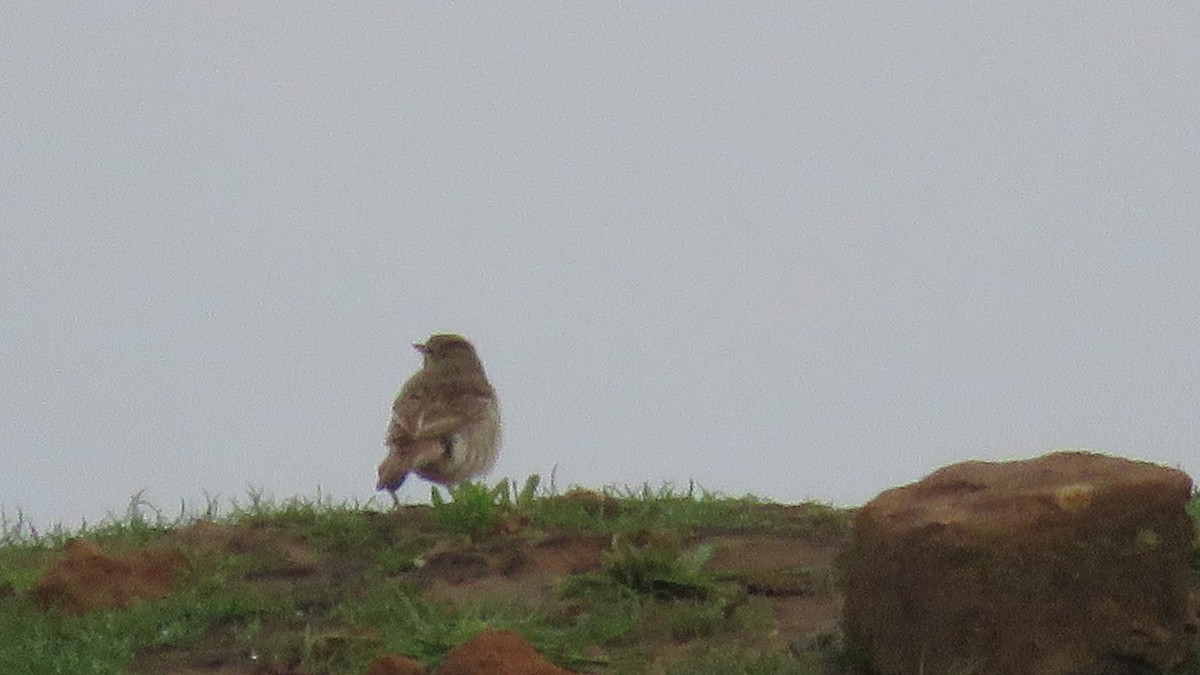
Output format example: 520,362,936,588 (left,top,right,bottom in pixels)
429,482,505,538
601,532,719,600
